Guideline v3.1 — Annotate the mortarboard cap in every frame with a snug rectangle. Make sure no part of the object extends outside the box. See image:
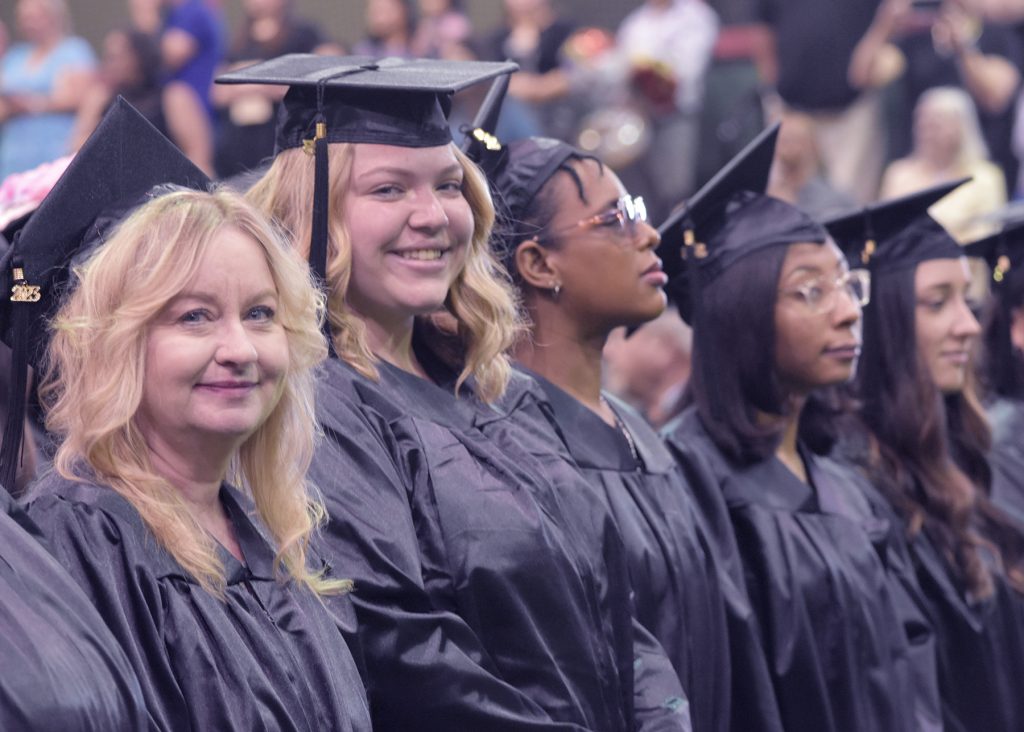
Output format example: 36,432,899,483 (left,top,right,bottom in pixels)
823,179,969,271
488,137,580,251
460,69,512,163
655,123,828,323
962,216,1024,287
0,97,209,489
217,54,518,152
216,55,517,322
457,71,580,265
